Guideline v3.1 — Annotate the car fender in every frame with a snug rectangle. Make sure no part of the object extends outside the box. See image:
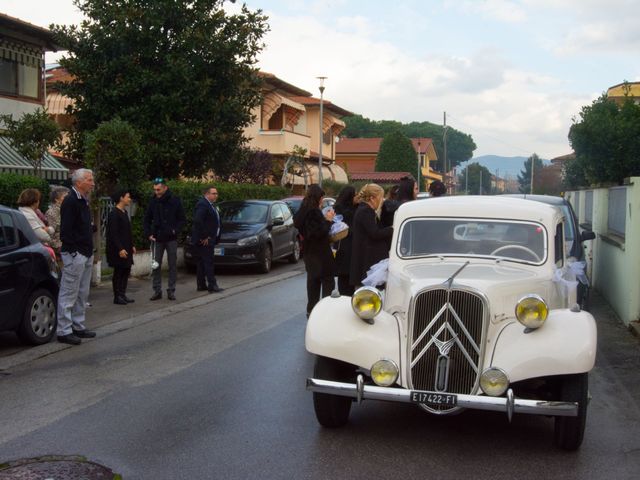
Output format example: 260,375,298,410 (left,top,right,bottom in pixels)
490,308,597,383
305,295,401,371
